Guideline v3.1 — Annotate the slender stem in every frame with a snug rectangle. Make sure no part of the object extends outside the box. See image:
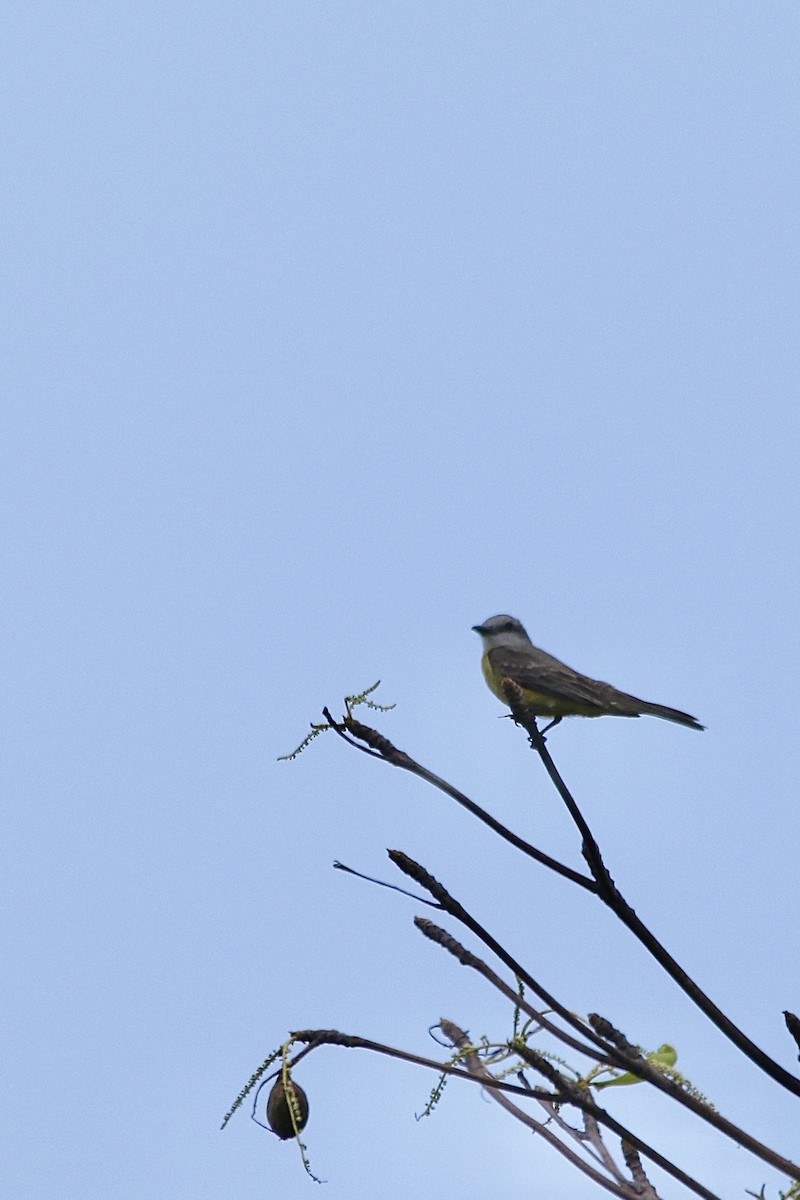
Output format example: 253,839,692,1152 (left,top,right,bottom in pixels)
444,1021,664,1200
331,714,800,1176
288,1026,721,1200
414,916,619,1064
518,708,800,1100
392,853,800,1180
341,715,594,891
